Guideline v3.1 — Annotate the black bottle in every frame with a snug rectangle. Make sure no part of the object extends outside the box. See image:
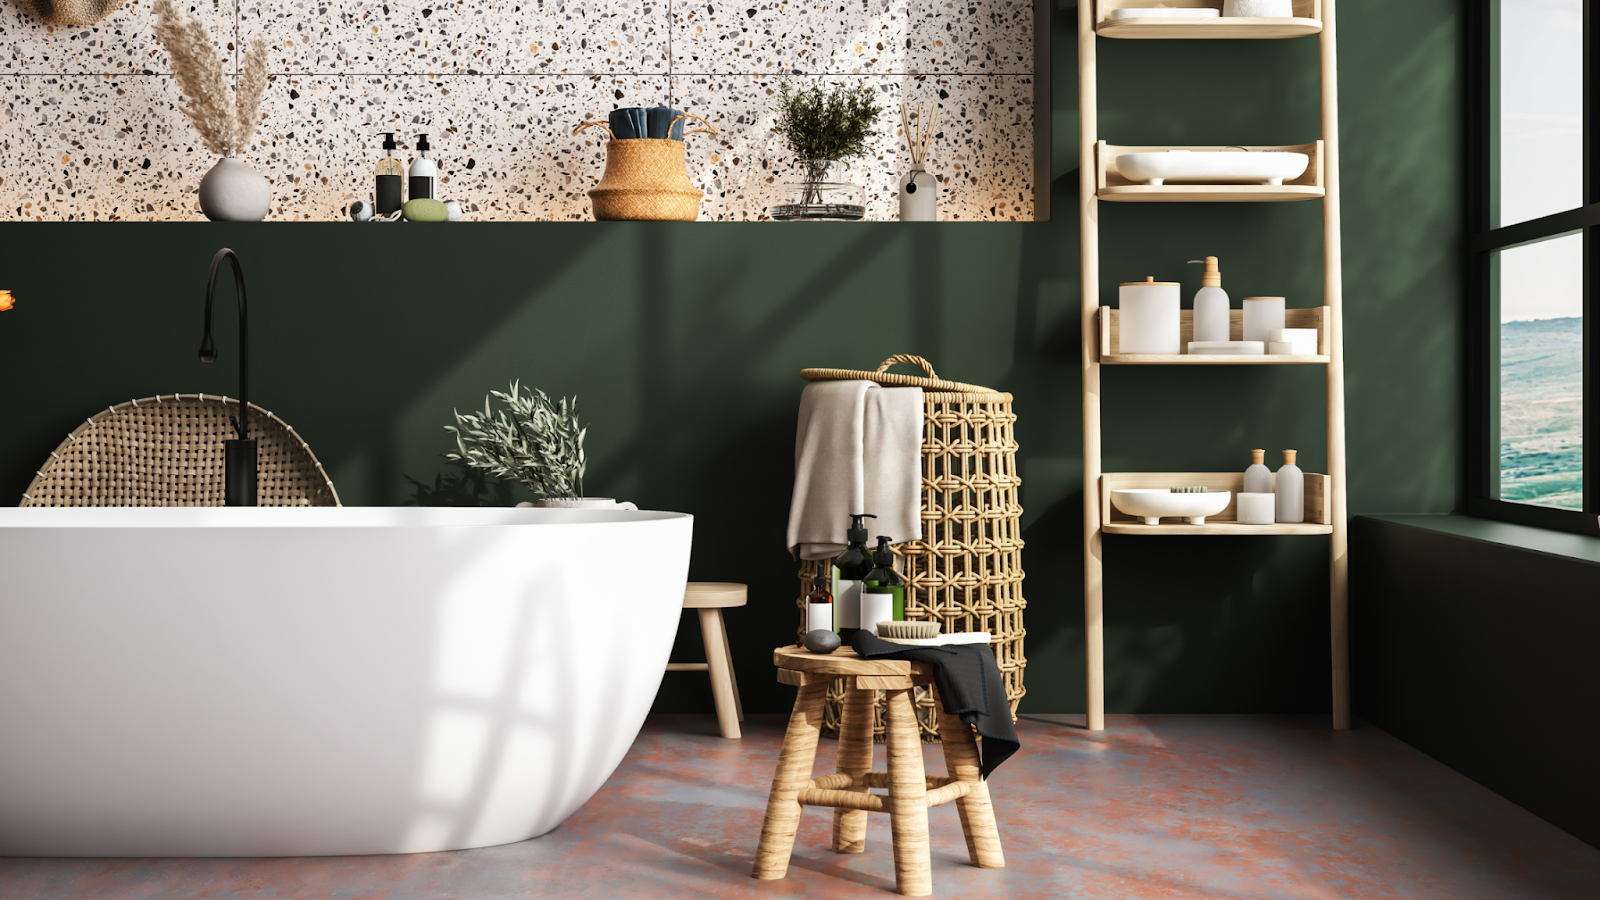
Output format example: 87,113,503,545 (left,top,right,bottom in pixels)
375,132,404,215
831,513,876,639
863,535,906,627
